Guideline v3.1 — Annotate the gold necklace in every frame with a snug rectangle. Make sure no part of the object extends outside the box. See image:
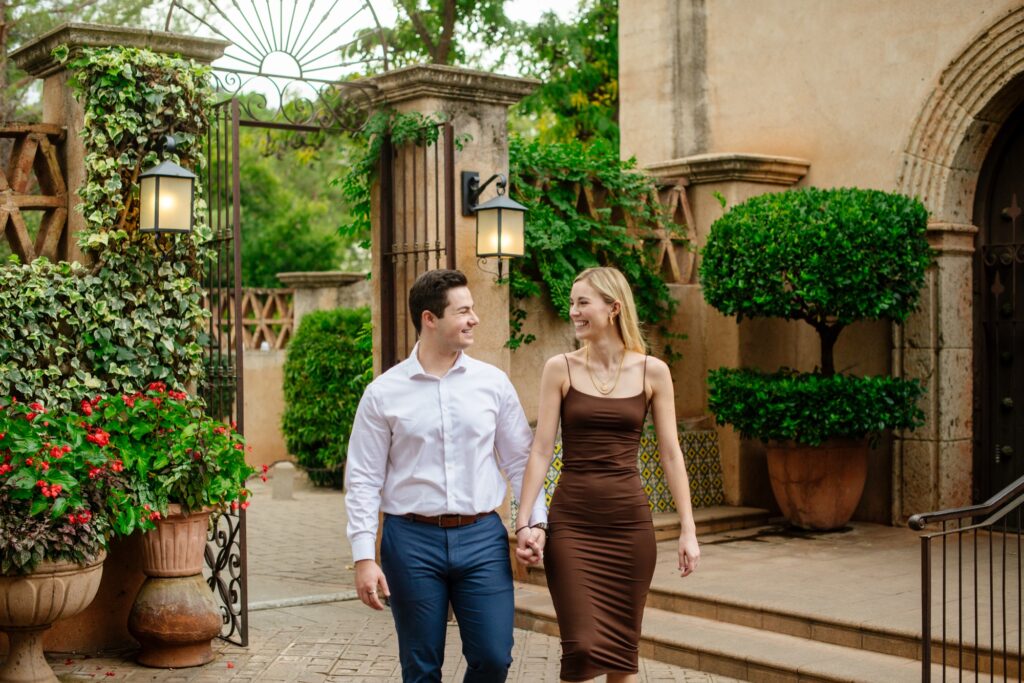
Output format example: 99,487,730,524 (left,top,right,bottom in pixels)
585,345,625,395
